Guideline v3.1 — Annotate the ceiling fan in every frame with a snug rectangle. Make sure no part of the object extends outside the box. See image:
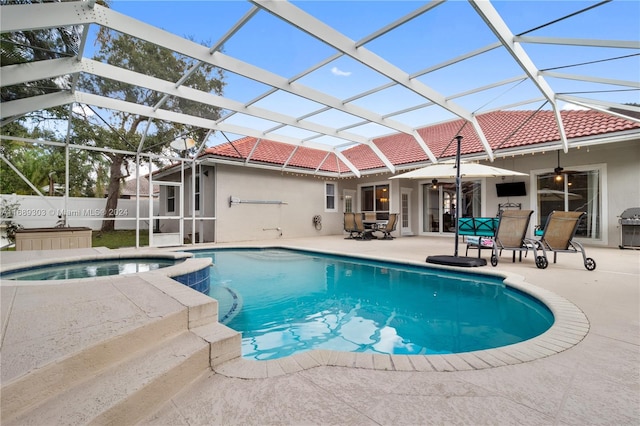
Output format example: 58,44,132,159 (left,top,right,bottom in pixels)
430,179,474,193
429,178,454,189
554,151,580,179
